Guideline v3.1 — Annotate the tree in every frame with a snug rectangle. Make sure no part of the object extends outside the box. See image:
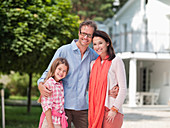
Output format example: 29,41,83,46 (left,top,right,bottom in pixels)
0,0,79,112
71,0,115,21
113,0,128,13
70,0,128,21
